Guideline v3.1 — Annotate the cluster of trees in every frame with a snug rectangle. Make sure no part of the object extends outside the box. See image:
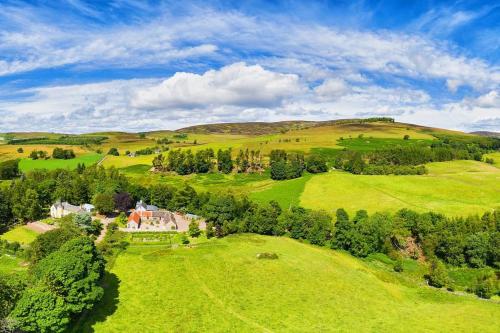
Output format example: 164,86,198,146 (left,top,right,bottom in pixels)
107,147,119,156
9,236,104,332
269,150,305,180
52,147,75,160
235,149,264,173
152,148,235,175
135,147,157,155
0,213,110,332
331,135,500,175
0,166,132,231
269,150,327,180
153,149,214,174
0,159,20,180
7,135,107,146
29,150,49,160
